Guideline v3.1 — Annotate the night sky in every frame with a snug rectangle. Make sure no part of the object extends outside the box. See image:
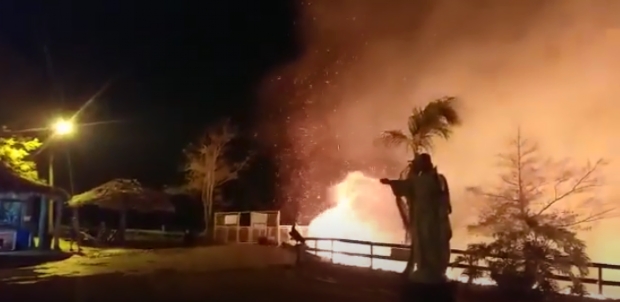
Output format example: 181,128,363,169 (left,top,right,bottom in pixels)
0,1,298,210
